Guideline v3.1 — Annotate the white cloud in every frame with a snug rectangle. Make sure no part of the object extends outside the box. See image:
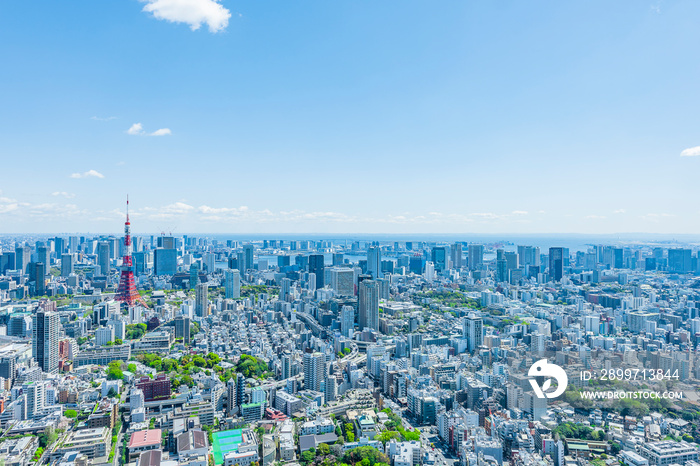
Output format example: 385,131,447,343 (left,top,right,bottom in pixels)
69,170,105,179
613,209,626,214
150,128,172,136
91,116,117,121
512,210,528,215
127,123,144,135
141,0,231,33
52,191,76,199
127,123,172,136
586,215,606,219
681,146,700,157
